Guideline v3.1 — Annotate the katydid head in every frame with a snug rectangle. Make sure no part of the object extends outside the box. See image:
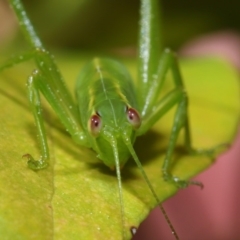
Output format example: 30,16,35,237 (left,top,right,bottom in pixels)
87,100,141,169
